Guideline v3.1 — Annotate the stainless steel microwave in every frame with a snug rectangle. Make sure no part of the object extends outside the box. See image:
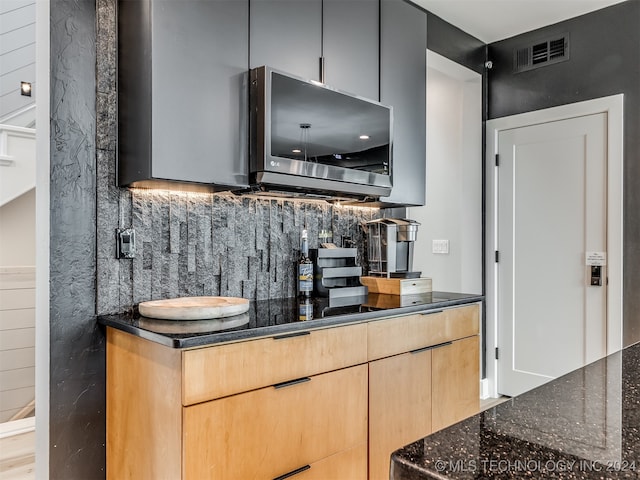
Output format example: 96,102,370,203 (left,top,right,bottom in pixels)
249,66,393,200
